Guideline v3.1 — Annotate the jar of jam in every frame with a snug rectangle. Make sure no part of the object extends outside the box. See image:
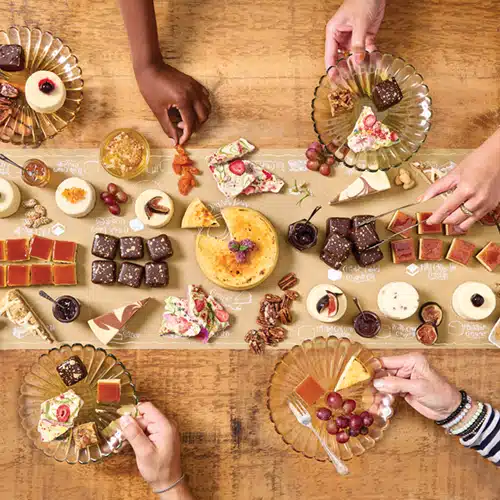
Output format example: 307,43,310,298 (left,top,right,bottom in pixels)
353,311,381,338
52,295,81,323
287,206,322,251
22,159,51,187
